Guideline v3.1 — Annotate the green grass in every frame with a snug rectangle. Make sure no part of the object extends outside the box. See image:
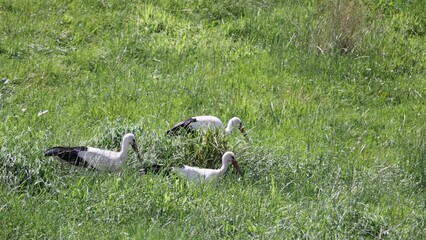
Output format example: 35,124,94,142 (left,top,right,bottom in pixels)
1,0,425,238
